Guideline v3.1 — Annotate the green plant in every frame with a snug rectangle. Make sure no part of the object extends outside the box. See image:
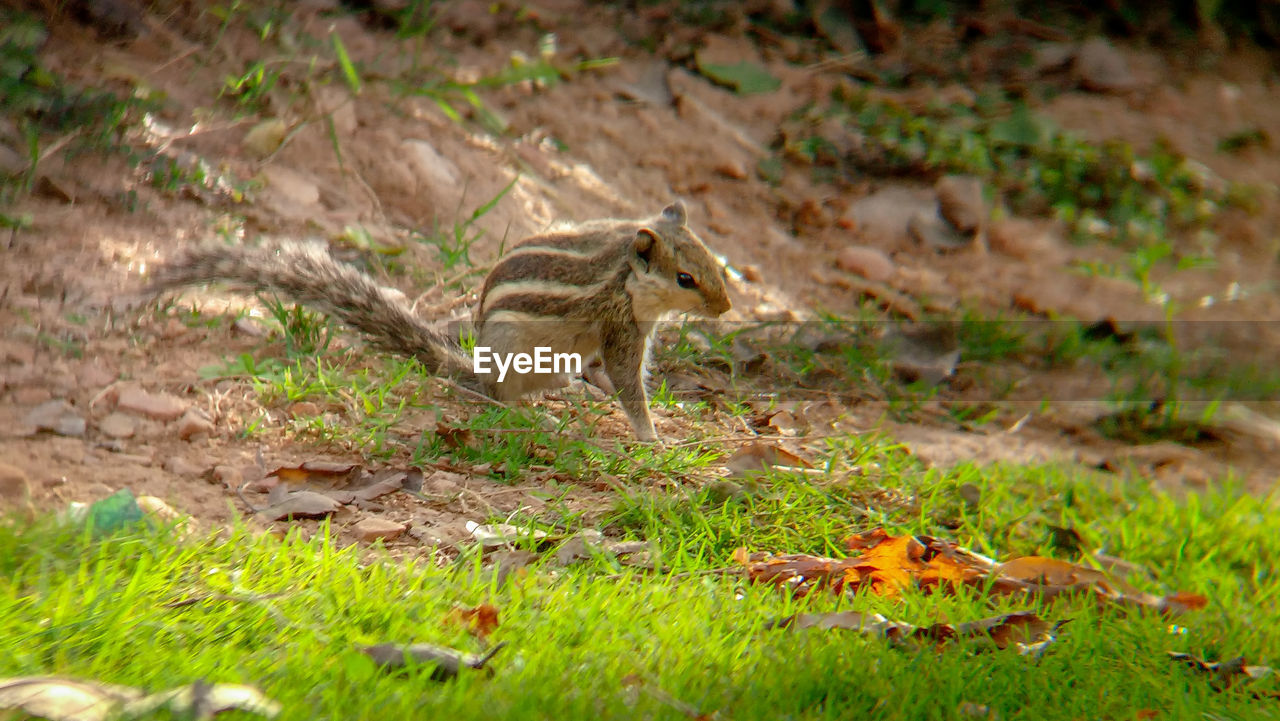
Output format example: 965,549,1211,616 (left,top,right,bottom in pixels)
398,34,617,135
805,91,1241,251
221,60,283,112
1,10,152,205
257,295,335,360
143,152,255,204
414,178,517,272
